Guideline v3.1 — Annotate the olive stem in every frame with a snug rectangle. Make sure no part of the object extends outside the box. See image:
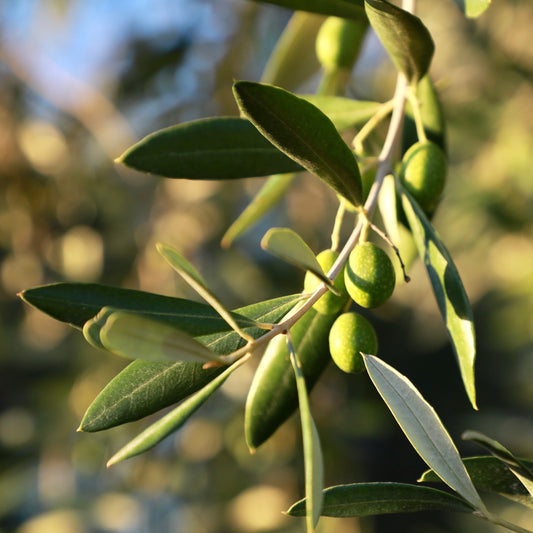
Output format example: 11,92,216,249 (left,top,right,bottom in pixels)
407,86,428,143
330,199,347,252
